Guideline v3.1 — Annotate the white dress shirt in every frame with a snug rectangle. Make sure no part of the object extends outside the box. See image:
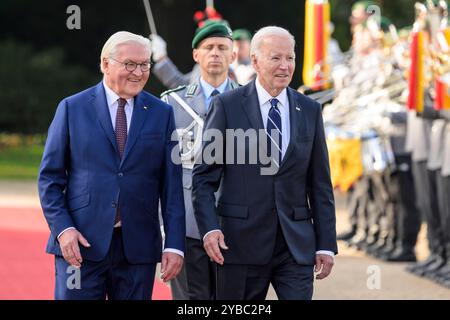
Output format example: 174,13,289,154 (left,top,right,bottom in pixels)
103,80,134,132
